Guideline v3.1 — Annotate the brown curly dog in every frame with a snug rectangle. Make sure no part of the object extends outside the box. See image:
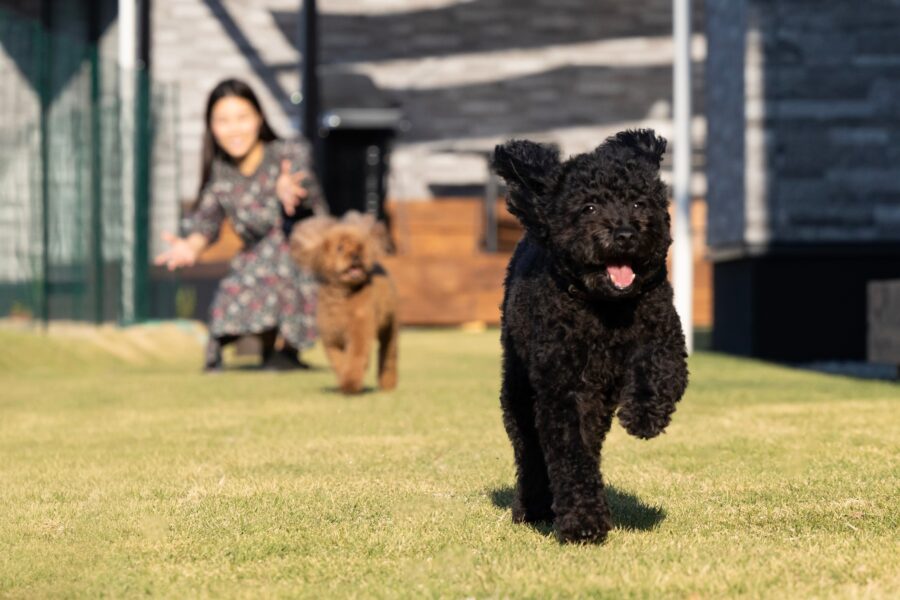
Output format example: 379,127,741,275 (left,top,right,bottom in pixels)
290,211,398,394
